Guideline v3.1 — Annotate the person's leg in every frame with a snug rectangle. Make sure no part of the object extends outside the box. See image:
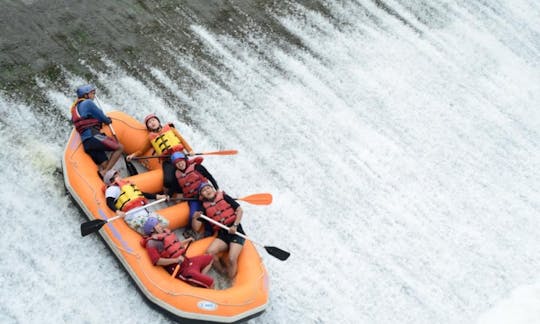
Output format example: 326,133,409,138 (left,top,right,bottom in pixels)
85,134,123,176
206,238,228,275
226,242,243,279
182,254,214,288
83,137,110,177
101,135,123,174
225,225,246,278
162,161,178,194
